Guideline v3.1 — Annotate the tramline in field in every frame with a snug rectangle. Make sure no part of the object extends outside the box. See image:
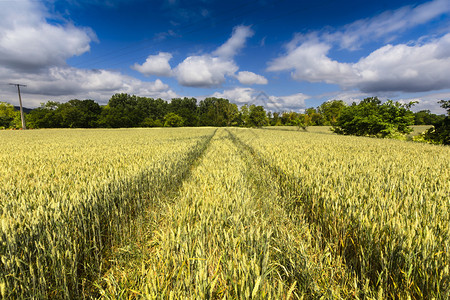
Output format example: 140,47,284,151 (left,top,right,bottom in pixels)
0,127,448,299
